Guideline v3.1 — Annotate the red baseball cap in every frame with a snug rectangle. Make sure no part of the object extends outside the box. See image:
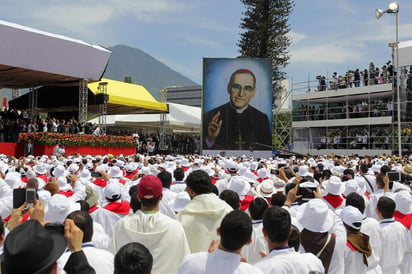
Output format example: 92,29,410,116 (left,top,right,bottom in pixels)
138,175,162,200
